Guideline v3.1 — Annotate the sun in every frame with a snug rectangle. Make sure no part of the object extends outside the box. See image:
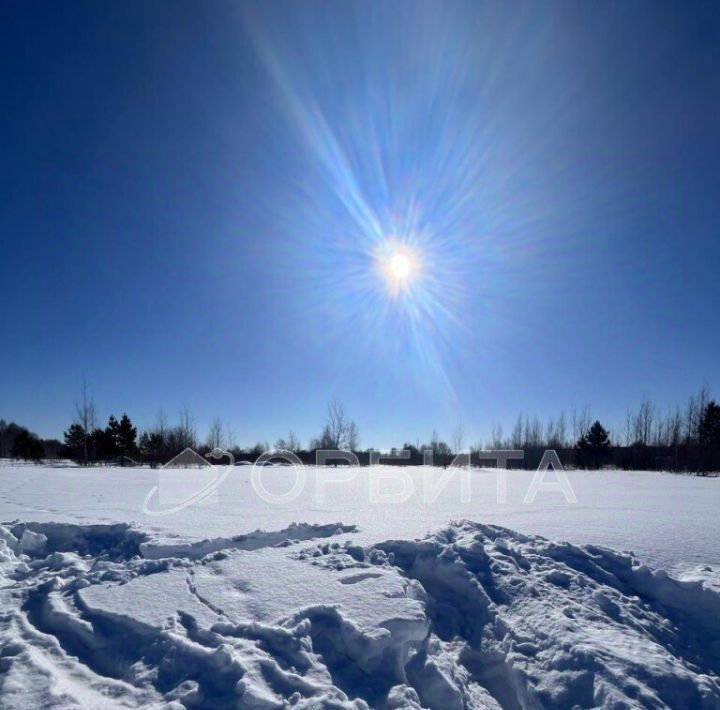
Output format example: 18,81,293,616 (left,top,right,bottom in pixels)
389,251,413,282
376,242,421,295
